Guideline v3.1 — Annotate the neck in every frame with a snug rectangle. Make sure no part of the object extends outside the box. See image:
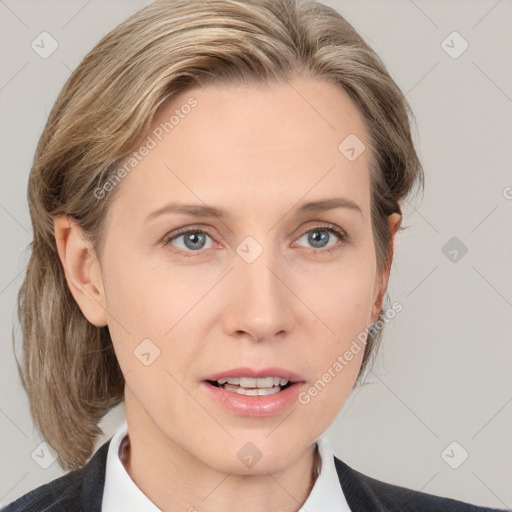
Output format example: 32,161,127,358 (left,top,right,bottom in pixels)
120,408,321,512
